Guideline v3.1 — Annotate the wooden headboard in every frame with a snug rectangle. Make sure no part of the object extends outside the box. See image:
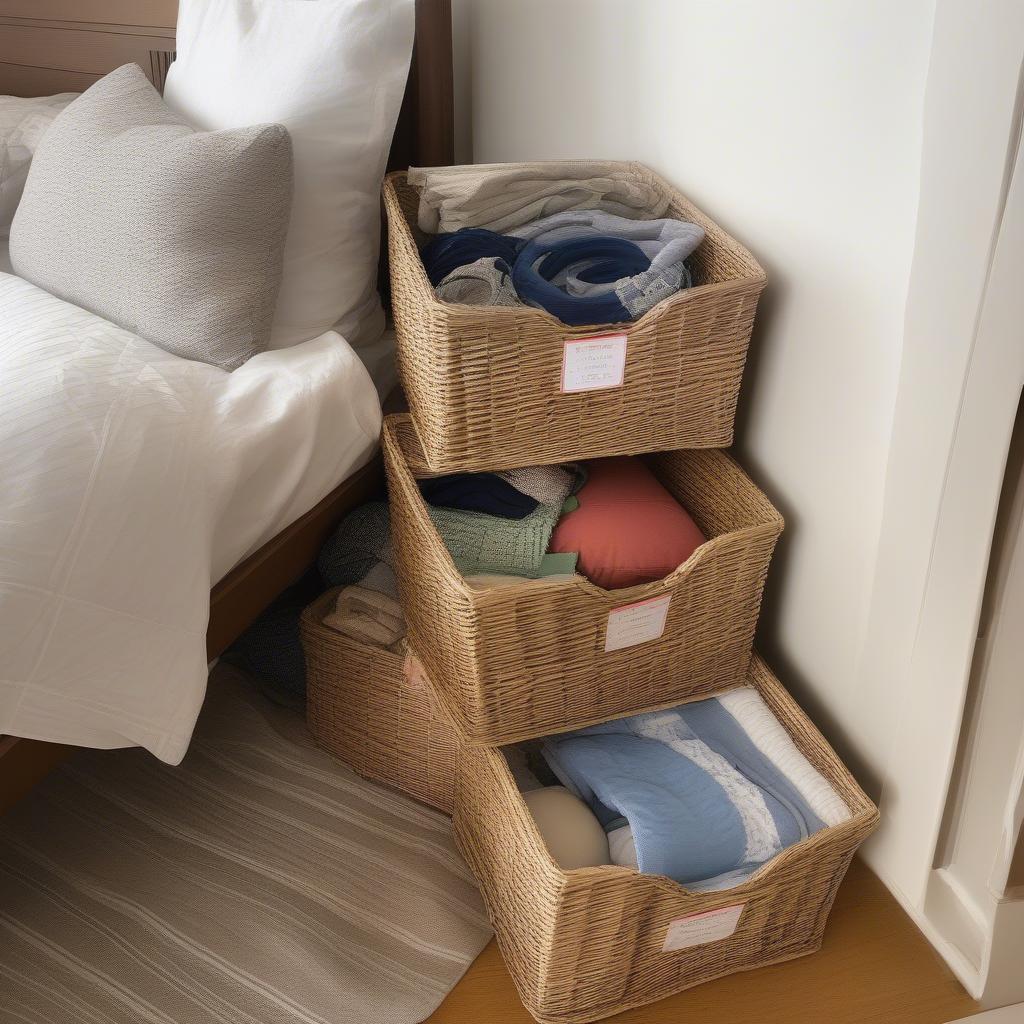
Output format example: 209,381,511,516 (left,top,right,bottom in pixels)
0,0,453,168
